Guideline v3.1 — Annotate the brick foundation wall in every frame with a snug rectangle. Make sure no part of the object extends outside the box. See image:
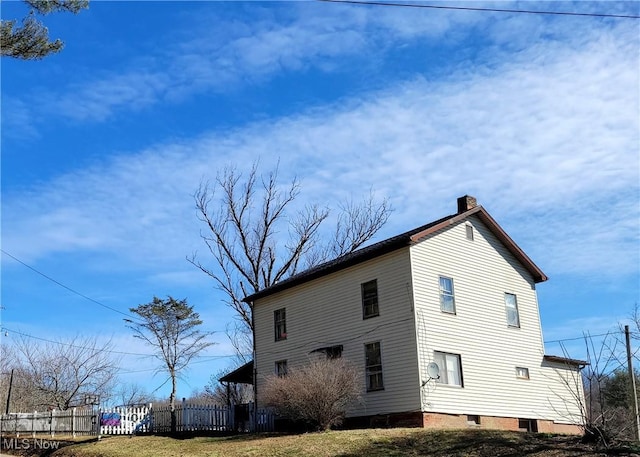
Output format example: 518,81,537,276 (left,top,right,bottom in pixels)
422,412,582,435
343,411,581,435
